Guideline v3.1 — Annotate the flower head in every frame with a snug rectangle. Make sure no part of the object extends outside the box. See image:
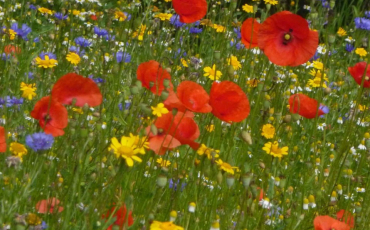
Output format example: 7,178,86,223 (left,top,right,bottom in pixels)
241,18,260,49
0,126,6,153
258,11,318,66
109,134,149,167
215,159,238,175
314,215,350,230
150,220,184,230
348,62,370,87
35,52,58,68
176,81,212,113
172,0,207,23
102,205,134,230
262,141,288,158
261,124,275,139
36,198,64,214
10,142,28,159
137,60,172,95
242,4,254,13
152,103,169,117
38,7,52,15
355,48,367,57
289,94,325,119
227,55,241,70
66,52,81,65
20,82,37,100
204,64,222,80
26,132,54,151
